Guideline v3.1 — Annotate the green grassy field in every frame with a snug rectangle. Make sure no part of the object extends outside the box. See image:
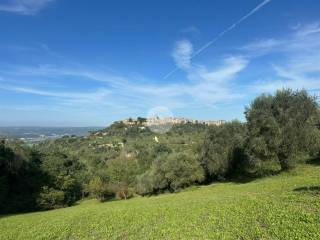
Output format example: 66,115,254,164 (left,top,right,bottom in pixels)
1,164,319,240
